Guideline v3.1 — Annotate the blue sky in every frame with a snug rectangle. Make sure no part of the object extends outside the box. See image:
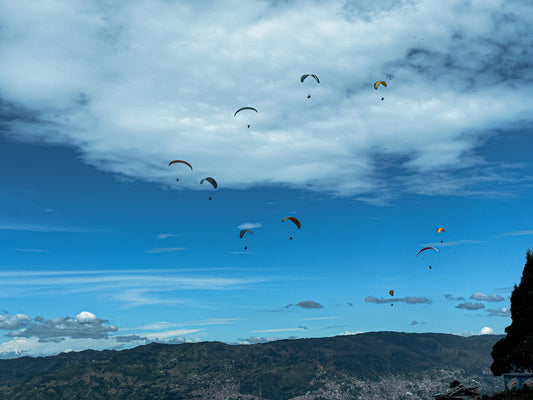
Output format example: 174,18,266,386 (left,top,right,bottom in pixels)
1,0,532,358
